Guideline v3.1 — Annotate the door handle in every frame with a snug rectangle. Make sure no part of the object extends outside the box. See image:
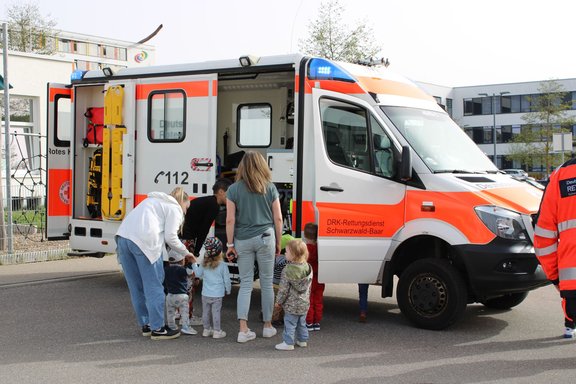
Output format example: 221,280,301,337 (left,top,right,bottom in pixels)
194,162,213,167
320,186,344,192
